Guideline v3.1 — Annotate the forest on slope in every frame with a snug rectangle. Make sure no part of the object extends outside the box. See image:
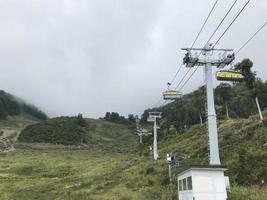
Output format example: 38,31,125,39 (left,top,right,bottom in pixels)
141,59,267,132
0,90,47,120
